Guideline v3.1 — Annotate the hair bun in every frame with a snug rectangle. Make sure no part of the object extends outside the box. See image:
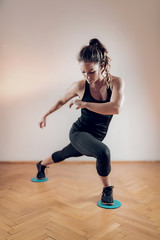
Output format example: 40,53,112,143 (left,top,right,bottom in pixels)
89,38,99,48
